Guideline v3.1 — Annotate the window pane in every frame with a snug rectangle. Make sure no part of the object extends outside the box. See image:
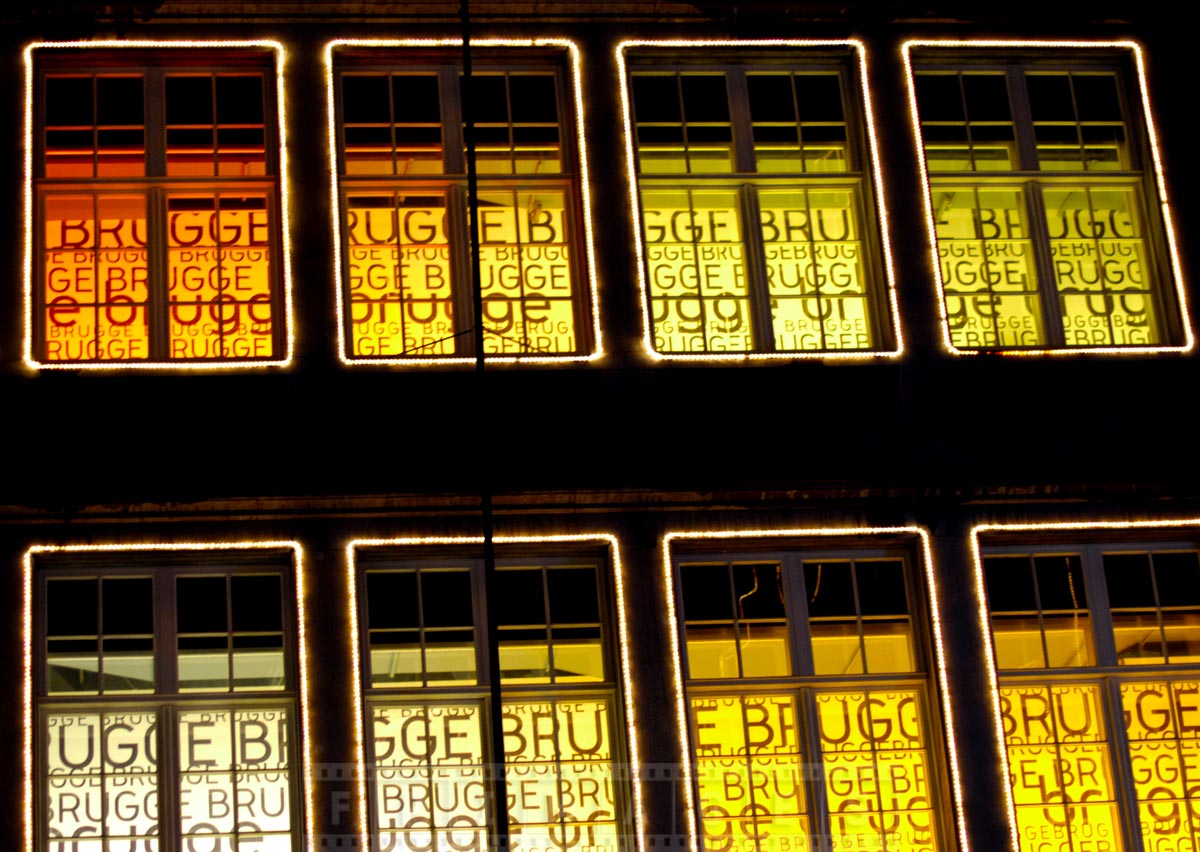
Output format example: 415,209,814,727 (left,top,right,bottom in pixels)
47,578,99,694
178,575,230,692
762,188,870,350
